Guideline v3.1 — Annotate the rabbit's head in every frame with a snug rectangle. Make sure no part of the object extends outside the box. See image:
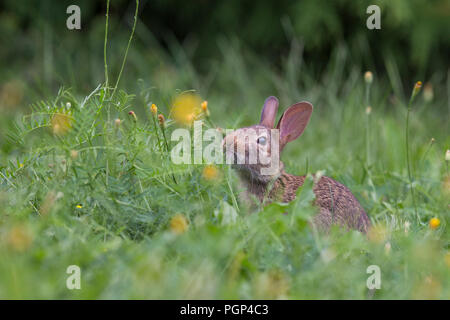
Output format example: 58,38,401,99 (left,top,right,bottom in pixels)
223,96,313,183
